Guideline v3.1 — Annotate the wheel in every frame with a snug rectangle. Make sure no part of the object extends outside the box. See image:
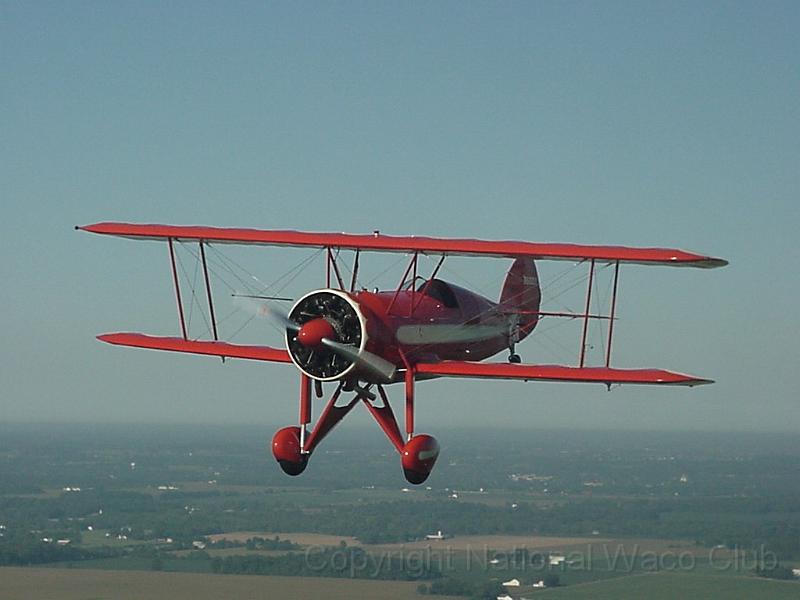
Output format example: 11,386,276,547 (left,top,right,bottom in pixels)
271,426,309,476
508,353,521,364
401,434,440,485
